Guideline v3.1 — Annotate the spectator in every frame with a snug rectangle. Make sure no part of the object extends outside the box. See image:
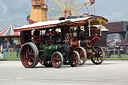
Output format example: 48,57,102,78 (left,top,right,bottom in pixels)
7,42,11,56
0,52,3,58
15,42,21,57
3,43,7,57
0,44,3,53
